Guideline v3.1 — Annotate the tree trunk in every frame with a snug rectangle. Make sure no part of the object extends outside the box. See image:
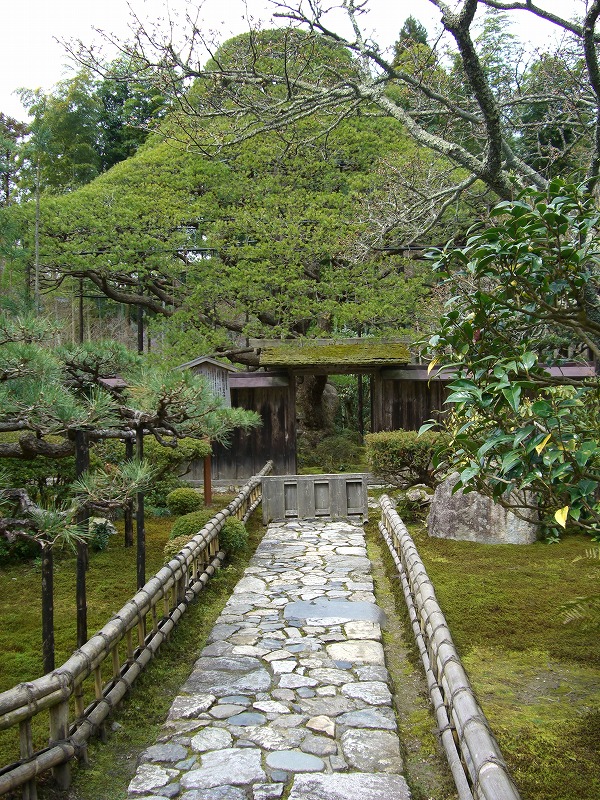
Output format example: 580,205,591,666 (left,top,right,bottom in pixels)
136,425,145,590
124,438,134,547
75,431,89,648
41,543,55,673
